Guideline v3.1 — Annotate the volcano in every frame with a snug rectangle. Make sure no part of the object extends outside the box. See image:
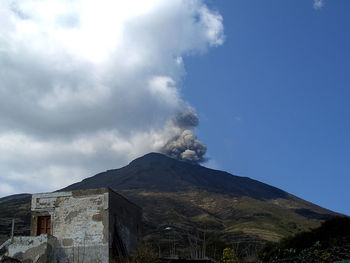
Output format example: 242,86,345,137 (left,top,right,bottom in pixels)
0,153,338,246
